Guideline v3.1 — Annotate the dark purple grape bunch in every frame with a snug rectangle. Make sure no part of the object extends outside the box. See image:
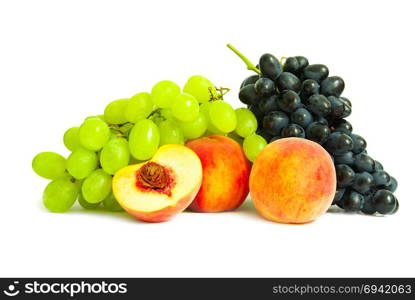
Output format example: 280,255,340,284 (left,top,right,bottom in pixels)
238,53,399,215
